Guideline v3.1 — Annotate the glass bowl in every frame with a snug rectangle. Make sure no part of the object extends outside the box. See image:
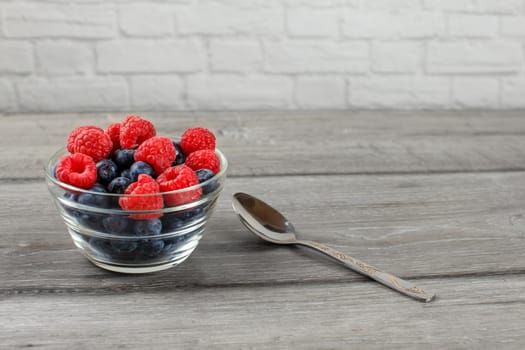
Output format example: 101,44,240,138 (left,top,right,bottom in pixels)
45,147,227,274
